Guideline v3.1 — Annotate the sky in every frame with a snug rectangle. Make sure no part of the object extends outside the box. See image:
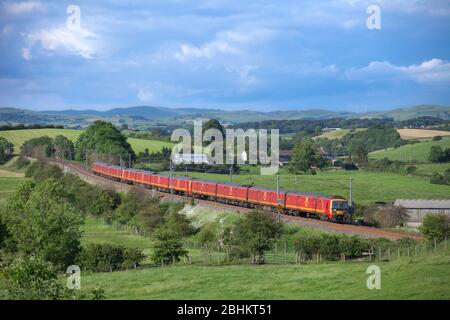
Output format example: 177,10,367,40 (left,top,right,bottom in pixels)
0,0,449,112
